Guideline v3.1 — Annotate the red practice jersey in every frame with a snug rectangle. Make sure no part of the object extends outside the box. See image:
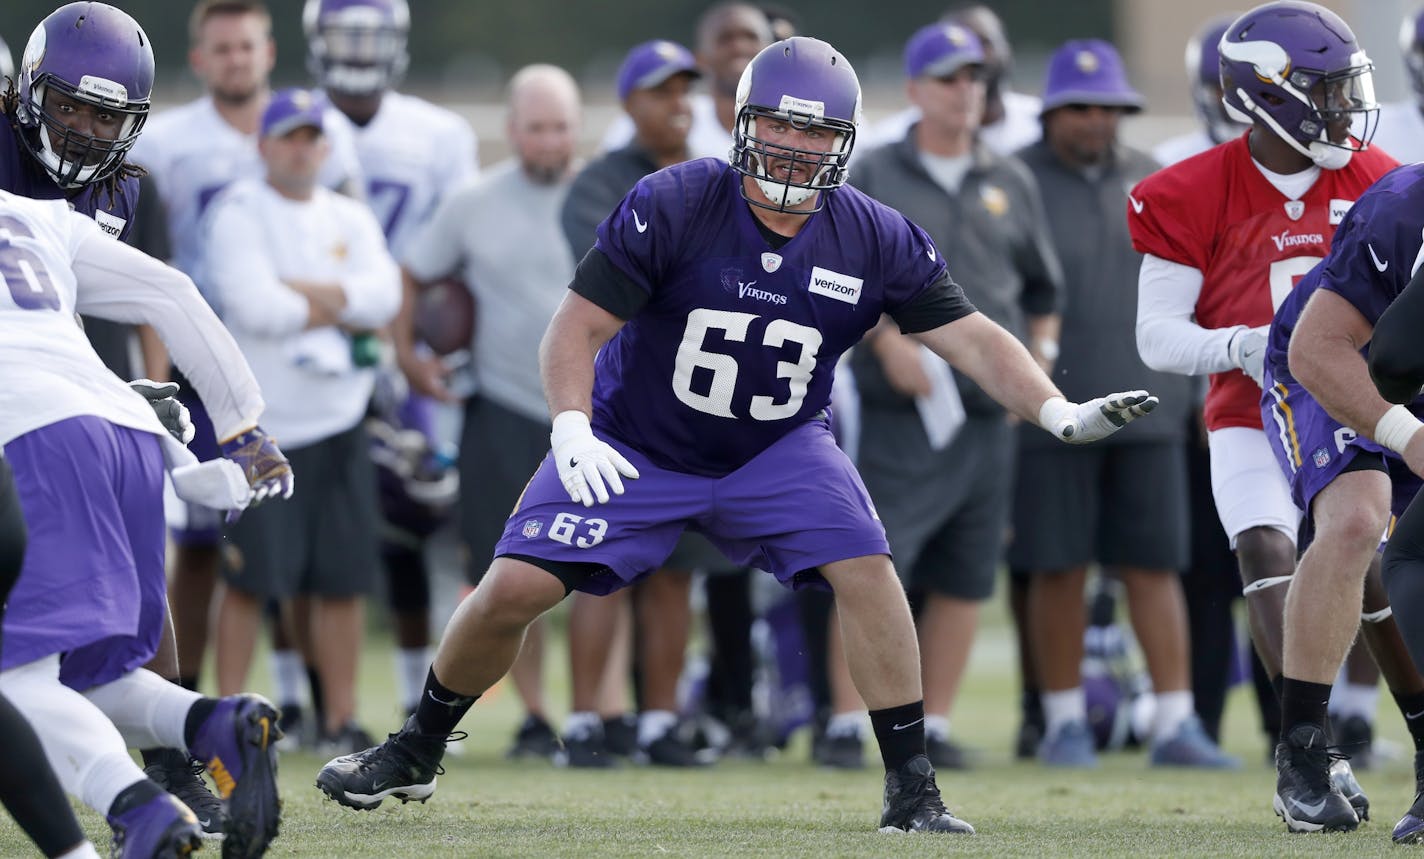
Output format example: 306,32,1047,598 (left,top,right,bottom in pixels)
1128,133,1396,431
